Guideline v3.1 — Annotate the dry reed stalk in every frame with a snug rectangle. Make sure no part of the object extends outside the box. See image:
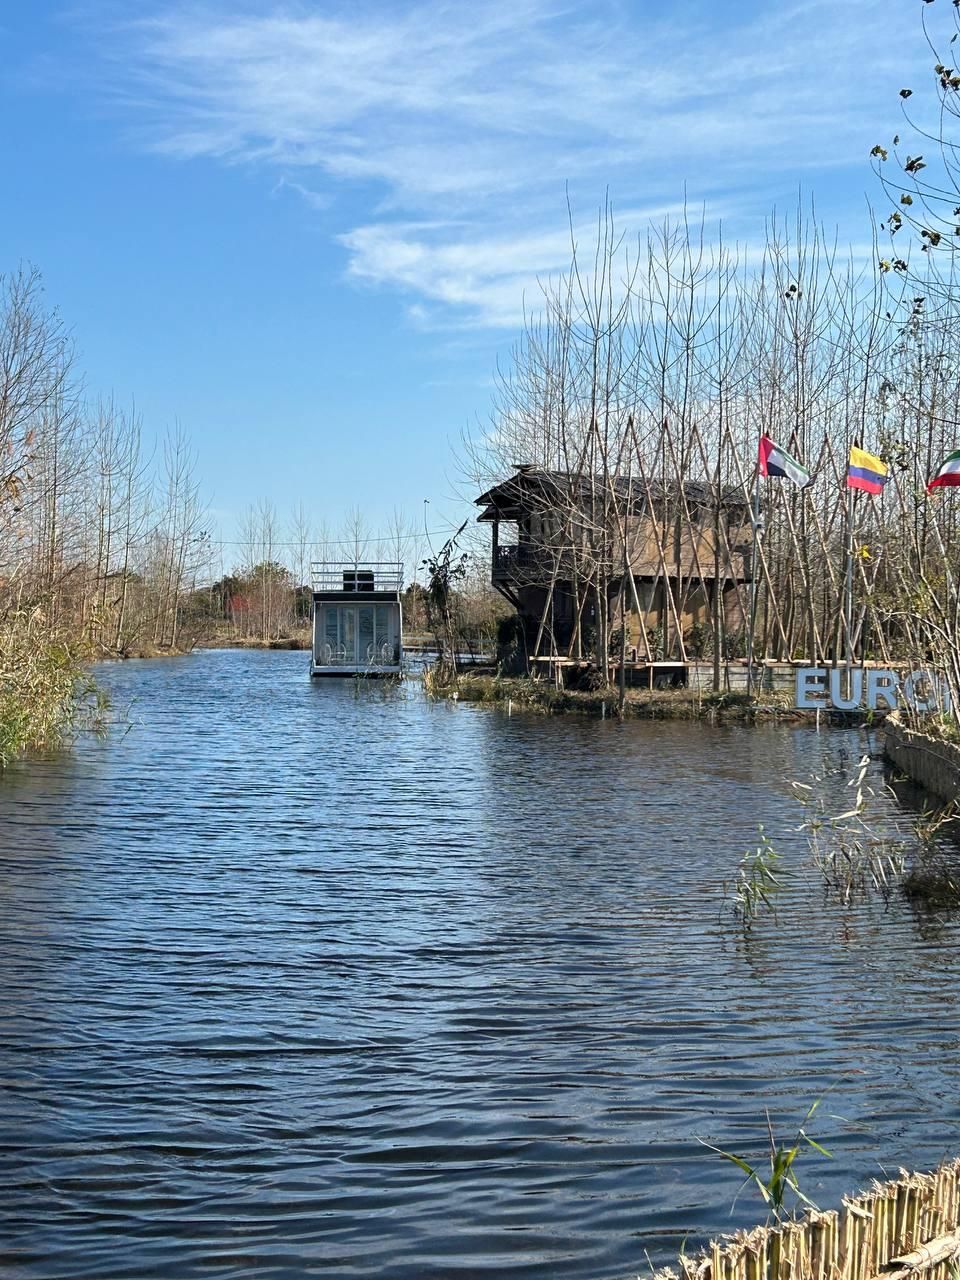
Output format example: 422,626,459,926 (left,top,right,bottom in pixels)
627,419,688,660
654,1162,960,1280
